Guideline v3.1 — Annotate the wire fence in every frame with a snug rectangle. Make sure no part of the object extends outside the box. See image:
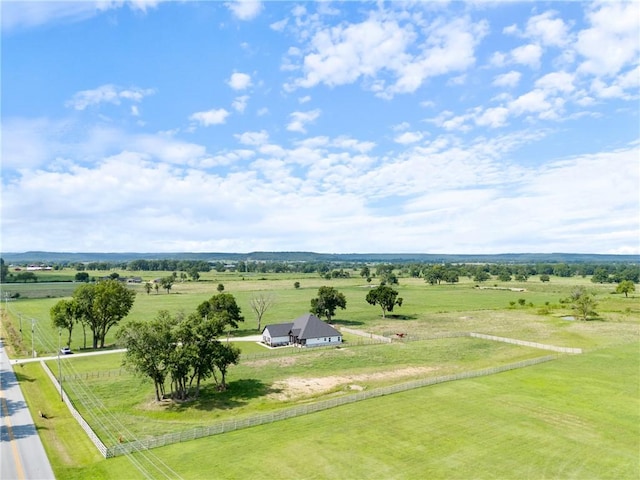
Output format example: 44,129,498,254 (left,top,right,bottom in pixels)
105,354,558,458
